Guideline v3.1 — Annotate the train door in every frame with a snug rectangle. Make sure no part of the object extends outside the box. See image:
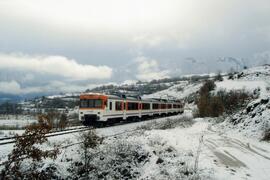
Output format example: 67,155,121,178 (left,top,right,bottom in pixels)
123,100,127,120
106,100,112,115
